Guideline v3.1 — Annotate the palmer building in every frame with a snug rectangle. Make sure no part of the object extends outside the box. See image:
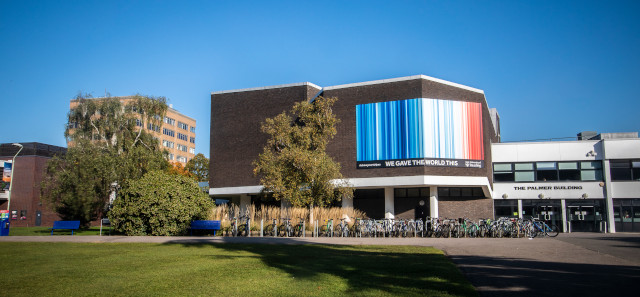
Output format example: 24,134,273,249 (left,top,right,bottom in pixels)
209,75,640,233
